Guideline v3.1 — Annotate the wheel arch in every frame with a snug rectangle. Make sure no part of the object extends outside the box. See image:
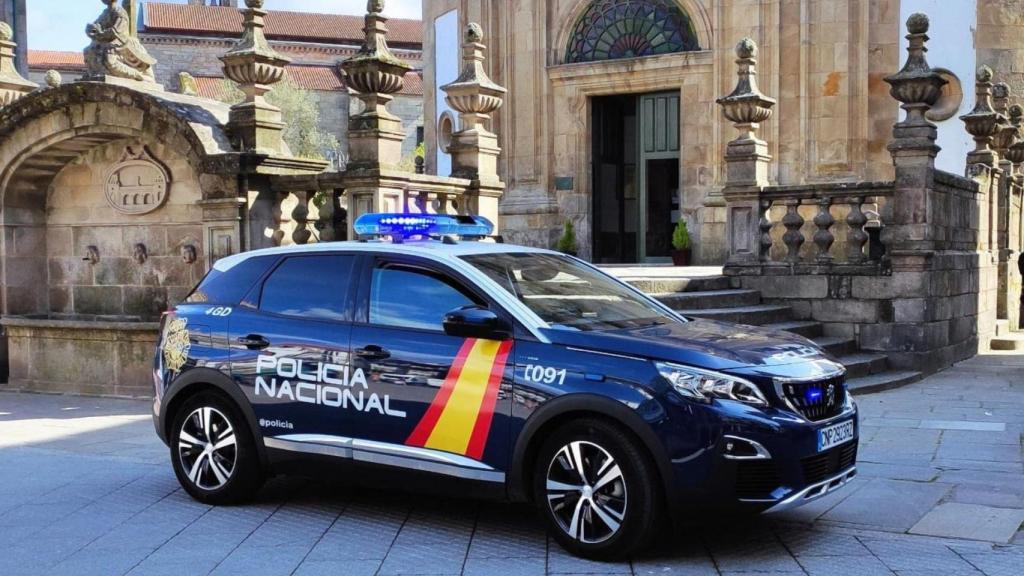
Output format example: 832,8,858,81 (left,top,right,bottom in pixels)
160,367,270,470
508,394,677,510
